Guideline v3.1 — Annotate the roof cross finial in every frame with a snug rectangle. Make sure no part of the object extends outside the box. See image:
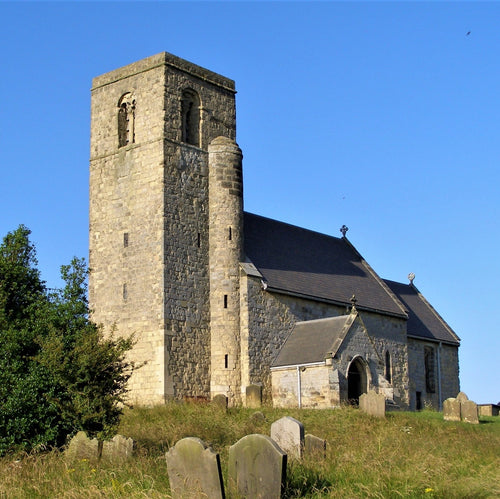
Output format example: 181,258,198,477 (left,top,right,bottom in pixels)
340,224,349,237
408,272,415,285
